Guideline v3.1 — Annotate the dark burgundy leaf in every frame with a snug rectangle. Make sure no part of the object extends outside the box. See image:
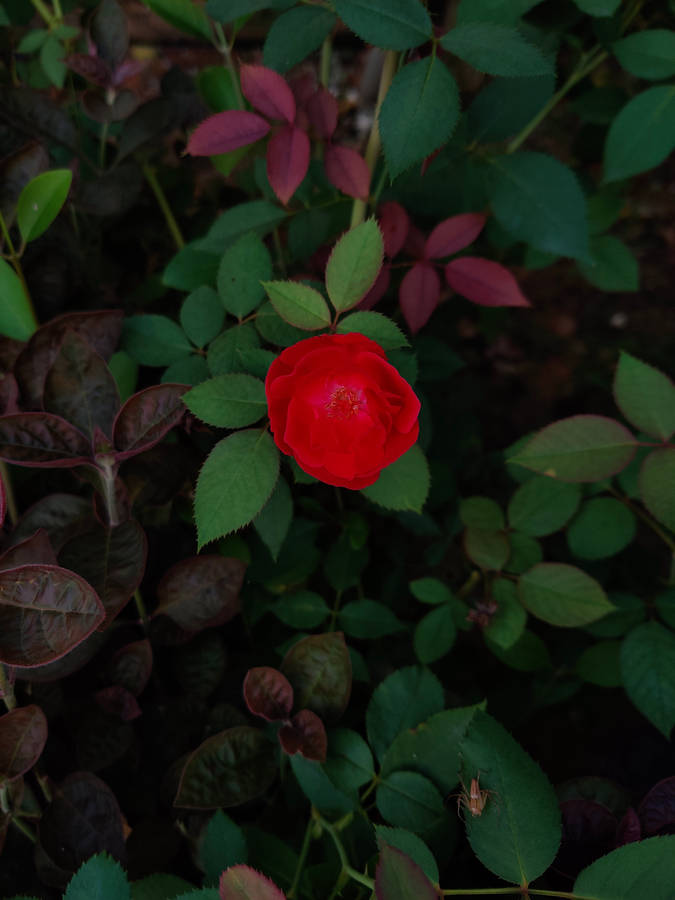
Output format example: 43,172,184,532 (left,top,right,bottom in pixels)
219,864,286,900
375,844,439,900
306,86,338,139
175,726,277,809
9,493,92,551
58,519,147,628
243,666,293,721
0,335,25,370
556,797,617,878
0,372,19,416
38,771,127,880
358,266,391,310
424,213,486,259
280,632,351,724
65,53,111,87
266,125,310,206
0,529,58,571
639,776,675,835
108,638,153,695
403,224,427,259
616,807,641,846
378,202,410,258
0,413,92,468
240,64,296,123
278,709,327,763
19,630,106,684
186,111,270,156
155,555,246,634
0,704,48,781
75,711,134,773
95,685,142,721
14,310,123,410
399,262,441,333
43,330,120,439
324,143,370,200
0,564,105,667
289,71,317,108
445,257,531,308
113,383,188,459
